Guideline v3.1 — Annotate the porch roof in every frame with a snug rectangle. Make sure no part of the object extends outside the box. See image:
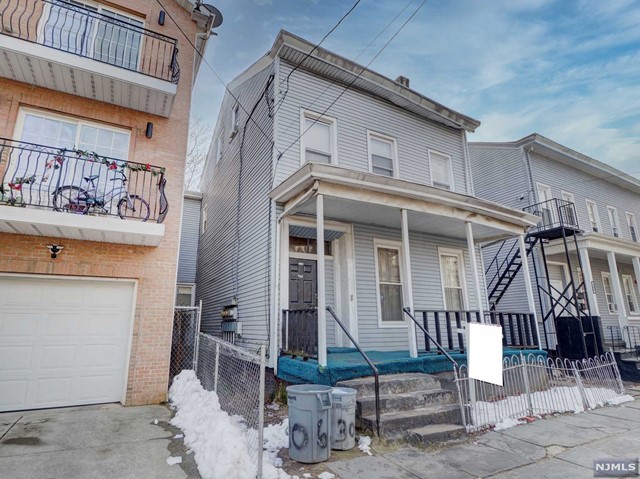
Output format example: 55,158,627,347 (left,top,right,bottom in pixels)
270,163,540,242
544,232,640,261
